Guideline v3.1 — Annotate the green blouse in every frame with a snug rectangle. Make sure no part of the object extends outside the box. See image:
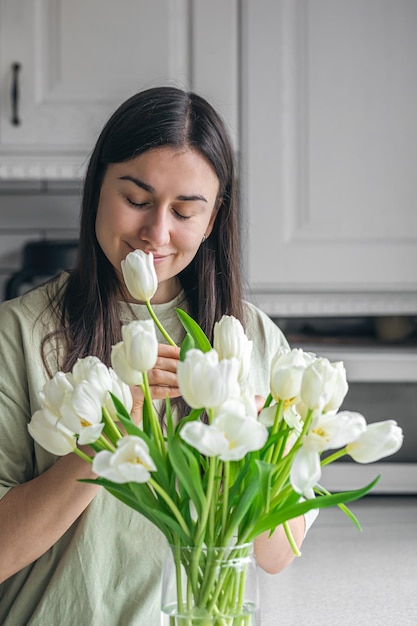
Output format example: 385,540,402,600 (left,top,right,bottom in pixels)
0,274,288,625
